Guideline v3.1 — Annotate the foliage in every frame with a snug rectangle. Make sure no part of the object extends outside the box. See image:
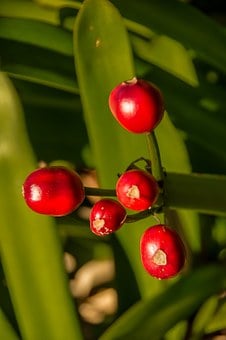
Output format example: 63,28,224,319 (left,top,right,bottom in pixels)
0,0,226,339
